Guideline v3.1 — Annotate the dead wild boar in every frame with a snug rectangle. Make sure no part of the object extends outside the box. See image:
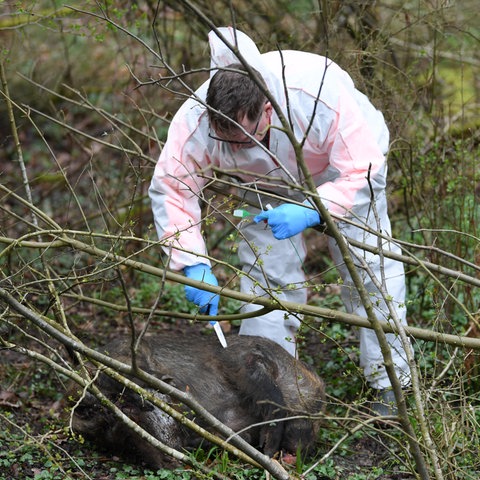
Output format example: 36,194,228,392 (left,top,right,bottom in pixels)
71,333,325,467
